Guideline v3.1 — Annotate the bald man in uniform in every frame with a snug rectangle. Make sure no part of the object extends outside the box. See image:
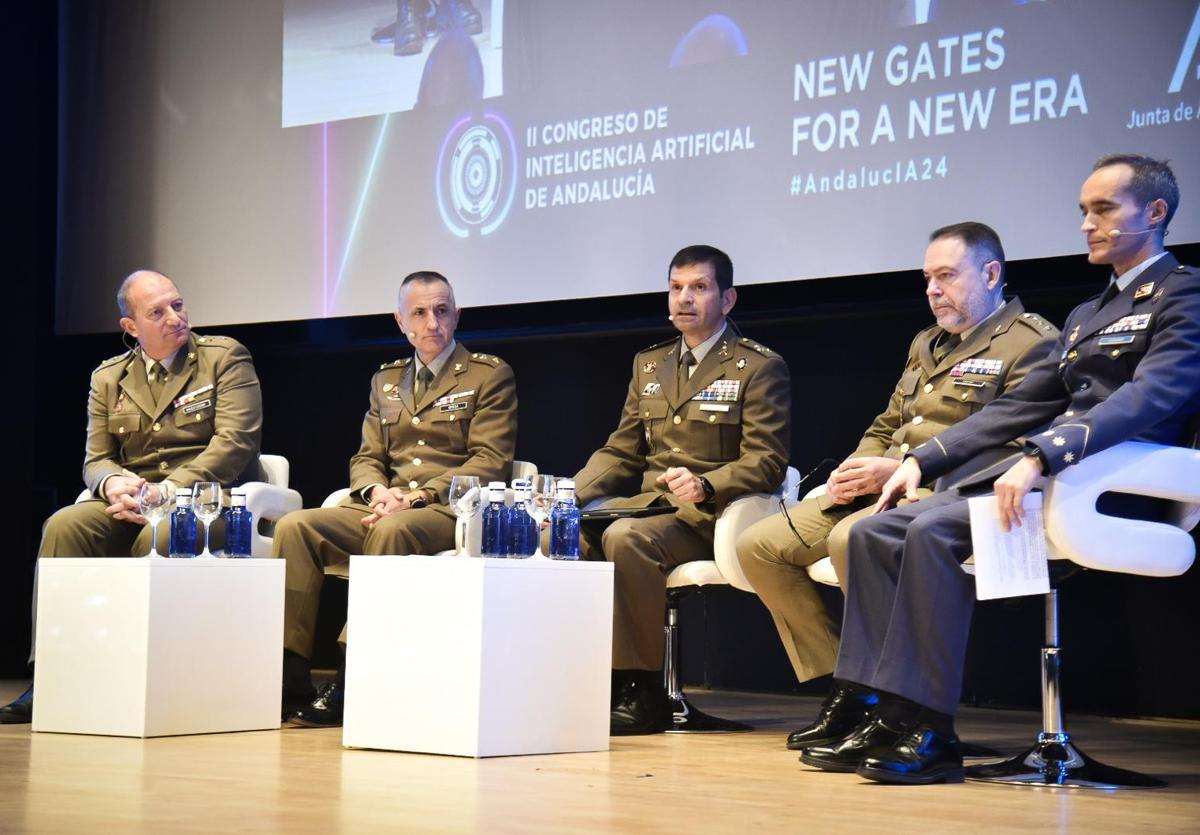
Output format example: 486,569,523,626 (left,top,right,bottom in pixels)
0,270,263,724
565,244,791,735
735,223,1058,750
276,271,517,727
